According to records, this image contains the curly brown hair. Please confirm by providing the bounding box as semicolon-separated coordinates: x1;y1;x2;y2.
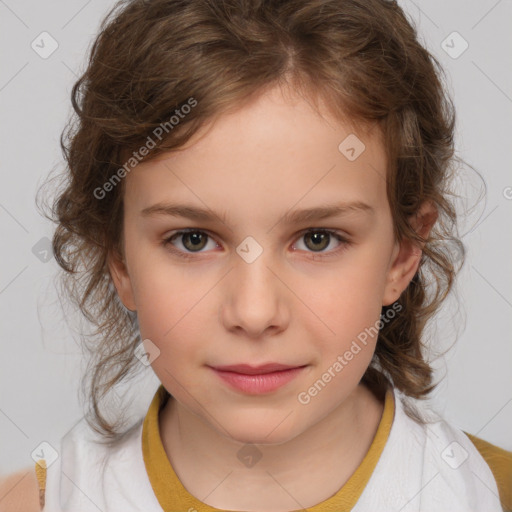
38;0;467;441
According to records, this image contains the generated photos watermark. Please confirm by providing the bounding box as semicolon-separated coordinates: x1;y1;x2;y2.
93;97;198;200
297;301;403;405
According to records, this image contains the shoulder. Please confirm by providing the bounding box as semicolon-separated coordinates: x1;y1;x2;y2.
0;467;41;512
463;431;512;512
388;390;505;509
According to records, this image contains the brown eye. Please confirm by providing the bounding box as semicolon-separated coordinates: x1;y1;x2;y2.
303;231;330;252
181;231;208;251
293;229;350;258
163;229;216;256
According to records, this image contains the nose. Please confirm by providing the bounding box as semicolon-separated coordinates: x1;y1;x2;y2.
219;250;289;339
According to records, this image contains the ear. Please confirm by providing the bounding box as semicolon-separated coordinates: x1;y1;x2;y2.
108;249;137;312
382;200;438;306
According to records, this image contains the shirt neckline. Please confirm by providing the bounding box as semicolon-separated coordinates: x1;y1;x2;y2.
142;384;395;511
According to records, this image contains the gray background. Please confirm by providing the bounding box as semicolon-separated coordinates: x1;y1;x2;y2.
0;0;511;475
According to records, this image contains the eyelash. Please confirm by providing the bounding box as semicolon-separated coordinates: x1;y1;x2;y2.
161;228;351;260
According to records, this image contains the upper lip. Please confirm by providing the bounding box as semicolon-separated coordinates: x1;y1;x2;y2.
211;363;305;375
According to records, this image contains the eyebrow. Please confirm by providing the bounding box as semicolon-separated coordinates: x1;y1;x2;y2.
140;201;374;224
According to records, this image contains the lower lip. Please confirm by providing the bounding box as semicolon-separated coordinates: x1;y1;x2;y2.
211;366;307;394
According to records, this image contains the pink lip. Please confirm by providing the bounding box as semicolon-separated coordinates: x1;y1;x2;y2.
213;363;302;374
209;364;308;394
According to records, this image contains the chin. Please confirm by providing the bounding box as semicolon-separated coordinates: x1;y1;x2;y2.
218;412;303;446
227;429;298;446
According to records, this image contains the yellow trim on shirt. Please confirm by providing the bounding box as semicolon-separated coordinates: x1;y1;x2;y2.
35;458;46;510
463;431;512;512
142;384;395;511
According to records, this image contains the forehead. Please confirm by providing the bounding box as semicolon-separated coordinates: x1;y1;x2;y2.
124;85;388;224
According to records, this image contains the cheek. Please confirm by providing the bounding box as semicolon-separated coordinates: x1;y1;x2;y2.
127;246;201;337
136;284;207;352
135;282;208;398
293;259;388;385
128;284;207;399
299;262;387;338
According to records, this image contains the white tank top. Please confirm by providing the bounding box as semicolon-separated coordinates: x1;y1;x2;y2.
41;386;504;511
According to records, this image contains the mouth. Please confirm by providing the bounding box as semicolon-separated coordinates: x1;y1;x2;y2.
208;363;309;394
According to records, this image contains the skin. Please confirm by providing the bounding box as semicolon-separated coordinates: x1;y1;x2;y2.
0;469;40;512
109;83;436;511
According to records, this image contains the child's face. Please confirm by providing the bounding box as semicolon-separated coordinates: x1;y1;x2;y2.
110;84;420;444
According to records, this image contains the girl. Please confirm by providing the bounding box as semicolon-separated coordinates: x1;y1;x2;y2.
2;0;511;510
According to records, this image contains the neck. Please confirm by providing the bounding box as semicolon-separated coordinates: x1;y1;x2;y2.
158;383;385;512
